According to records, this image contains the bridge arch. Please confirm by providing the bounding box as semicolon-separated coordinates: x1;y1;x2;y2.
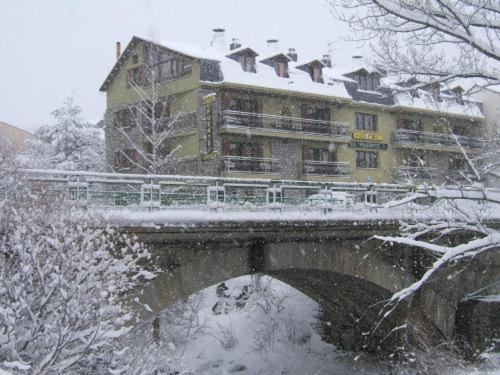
135;236;428;351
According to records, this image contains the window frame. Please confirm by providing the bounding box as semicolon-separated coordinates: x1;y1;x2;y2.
355;113;378;131
356;150;378;169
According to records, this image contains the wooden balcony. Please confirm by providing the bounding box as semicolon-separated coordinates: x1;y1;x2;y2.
221;110;350;138
220;156;280;174
302;161;352;177
392;129;484;149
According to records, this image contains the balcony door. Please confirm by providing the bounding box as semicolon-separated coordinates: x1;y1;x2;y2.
303;145;335;162
223;140;264;158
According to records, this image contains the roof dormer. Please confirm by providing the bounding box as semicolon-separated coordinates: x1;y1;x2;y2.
295;60;325;83
350;69;381;91
423;82;442;101
226;47;259;73
260;53;291;78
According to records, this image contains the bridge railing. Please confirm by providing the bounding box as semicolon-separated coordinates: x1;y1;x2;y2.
17;168;470;212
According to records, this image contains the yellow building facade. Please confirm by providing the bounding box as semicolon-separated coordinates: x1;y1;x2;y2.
101;36;485;184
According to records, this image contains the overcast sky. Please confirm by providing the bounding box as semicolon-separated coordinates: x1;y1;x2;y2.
1;0;368;132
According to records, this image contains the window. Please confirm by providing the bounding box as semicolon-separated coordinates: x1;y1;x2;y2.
240;54;255;72
229;98;258;113
113;149;138;169
305;147;335;162
354;72;380;91
225;141;264;158
275;61;288;78
311;66;323;83
450;158;468;171
113;107;136;128
356;151;378;168
144;45;192;83
356;113;377;131
127;66;143;86
132;54;138;64
405;150;425;167
398;117;423;131
301;104;330;121
143;99;170;133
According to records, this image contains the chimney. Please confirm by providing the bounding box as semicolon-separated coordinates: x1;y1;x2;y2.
287;48;298;62
266;39;279;53
116;41;121;61
322;54;332;68
211;28;226;52
230;38;242;51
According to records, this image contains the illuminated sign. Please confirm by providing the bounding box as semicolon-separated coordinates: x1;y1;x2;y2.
352;131;383;141
349;141;388;150
203;94;216;153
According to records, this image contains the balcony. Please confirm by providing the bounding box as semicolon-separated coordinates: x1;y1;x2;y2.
147;112;197;134
302;161;352;177
392;129;484;149
392;166;442;181
220;156;280;174
221;110;350;137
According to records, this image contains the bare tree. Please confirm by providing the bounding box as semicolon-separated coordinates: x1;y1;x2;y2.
329;0;500;86
112;39;185;174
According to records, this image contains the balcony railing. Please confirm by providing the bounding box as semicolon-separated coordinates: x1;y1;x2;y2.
392;166;442;181
302;161;352;176
221;110;350;137
220;156;280;174
142;112;197;134
392;129;484;148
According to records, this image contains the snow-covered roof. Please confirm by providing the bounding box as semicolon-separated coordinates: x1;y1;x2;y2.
159;39;224;60
99;36;485;118
393;90;484;118
216;57;351;99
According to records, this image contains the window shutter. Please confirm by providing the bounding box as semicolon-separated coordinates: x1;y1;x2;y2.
221;93;230;110
222;139;229;156
302;144;308;161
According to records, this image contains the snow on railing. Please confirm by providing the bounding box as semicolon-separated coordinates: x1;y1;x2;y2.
302;161;352;177
20;168;498;213
221;110;350;137
220;156;281;174
392;129;485;148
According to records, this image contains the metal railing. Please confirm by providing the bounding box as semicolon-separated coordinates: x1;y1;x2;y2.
221;110;351;137
392;166;442;181
392;129;484;148
302;161;352;176
220;156;281;174
19;169;420;211
143;112;197;134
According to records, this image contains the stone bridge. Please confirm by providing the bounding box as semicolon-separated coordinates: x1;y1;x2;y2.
124;219;499;353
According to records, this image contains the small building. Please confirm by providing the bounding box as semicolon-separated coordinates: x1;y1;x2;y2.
0;121;32;152
100;32;486;184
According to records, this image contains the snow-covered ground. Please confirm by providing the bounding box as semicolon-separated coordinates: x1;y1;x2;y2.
137;275;500;375
157;275;390;374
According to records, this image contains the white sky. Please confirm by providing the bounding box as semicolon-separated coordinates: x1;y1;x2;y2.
1;0;369;132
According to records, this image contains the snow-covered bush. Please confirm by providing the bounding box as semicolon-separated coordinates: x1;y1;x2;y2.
0;194;155;374
23;98;104;172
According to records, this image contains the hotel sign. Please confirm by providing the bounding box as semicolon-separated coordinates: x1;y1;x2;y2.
203;94;216;153
349;141;388;150
352;131;384;142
